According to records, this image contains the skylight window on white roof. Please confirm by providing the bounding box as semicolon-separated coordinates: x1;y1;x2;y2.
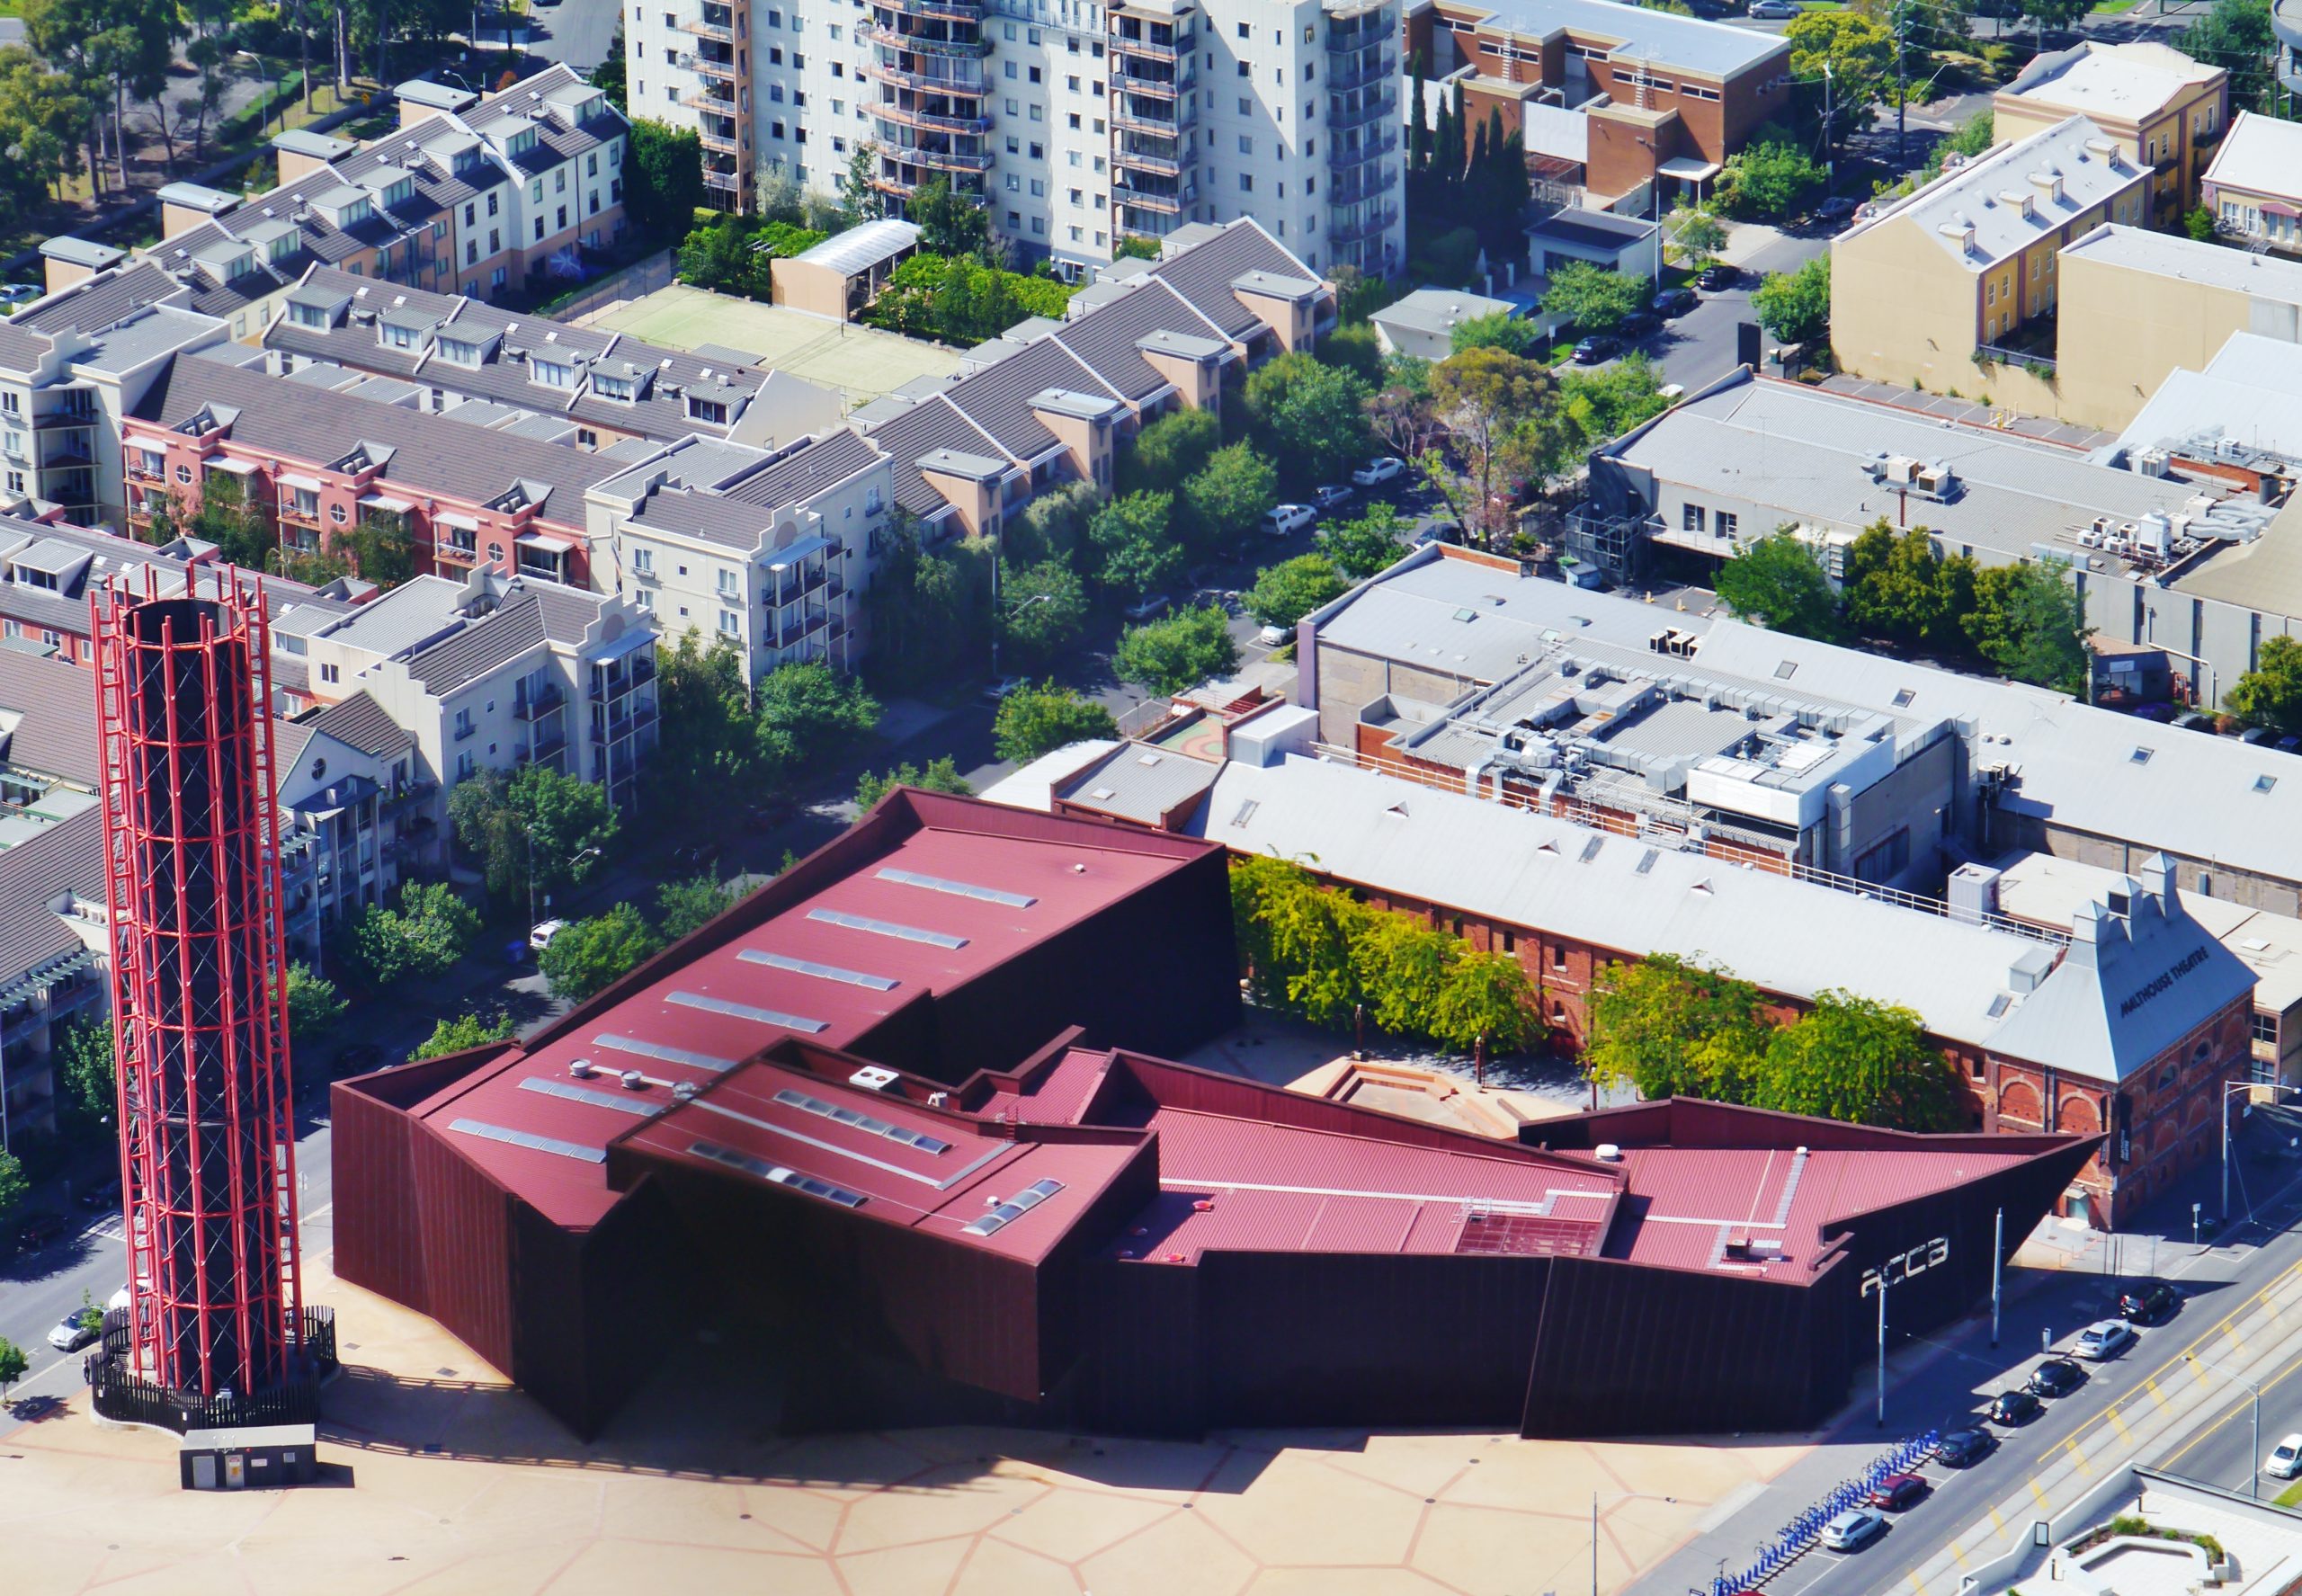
808;907;969;949
2258;774;2278;793
1774;661;1798;680
875;868;1036;909
1230;798;1259;827
1892;688;1916;708
2130;747;2152;764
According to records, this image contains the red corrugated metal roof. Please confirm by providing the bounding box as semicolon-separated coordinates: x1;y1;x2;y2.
409;819;1188;1226
978;1046;1111;1125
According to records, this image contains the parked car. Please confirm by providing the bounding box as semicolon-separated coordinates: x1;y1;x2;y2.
2128;702;2177;722
2029;1357;2085;1398
0;283;40;306
1571;334;1618;364
1987;1387;2044;1426
2074;1319;2137;1360
1261;504;1316;538
1313;484;1354;513
76;1178;122;1212
1748;0;1799;16
1257;623;1289;647
1411;526;1446;548
46;1307;98;1352
15;1211;67;1252
1352;456;1406;487
529;919;567;951
1697;262;1737;291
1867;1473;1926;1511
980;675;1027;704
2119;1282;2179;1324
1814;195;1860;225
1653;287;1697;317
1936;1427;1994;1467
1821;1507;1887;1552
2265;1433;2302;1480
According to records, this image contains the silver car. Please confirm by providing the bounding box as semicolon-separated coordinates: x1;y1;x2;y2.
2074;1319;2136;1360
1821;1507;1887;1551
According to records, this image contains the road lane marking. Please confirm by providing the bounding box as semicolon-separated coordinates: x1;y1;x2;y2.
2108;1409;2132;1445
2030;1479;2051;1513
2144;1378;2169;1415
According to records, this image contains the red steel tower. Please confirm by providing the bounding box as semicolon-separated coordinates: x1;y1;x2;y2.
93;568;304;1401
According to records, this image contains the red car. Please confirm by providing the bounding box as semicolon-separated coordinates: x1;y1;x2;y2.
1868;1474;1926;1511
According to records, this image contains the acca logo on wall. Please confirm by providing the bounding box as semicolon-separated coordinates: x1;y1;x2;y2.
1859;1237;1950;1297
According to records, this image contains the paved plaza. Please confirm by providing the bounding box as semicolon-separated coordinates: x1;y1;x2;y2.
581;283;967;408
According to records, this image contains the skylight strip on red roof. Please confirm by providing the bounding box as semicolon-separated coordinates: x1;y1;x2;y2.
876;866;1038;910
807;907;969;949
687;1097;1007;1190
738;948;899;991
590;1032;740;1072
448;1118;604;1163
666;989;829;1034
519;1076;666;1117
688;1139;867;1207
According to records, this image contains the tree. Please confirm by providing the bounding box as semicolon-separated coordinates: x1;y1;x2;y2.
1753;991;1960;1131
447;767;619;912
347;880;484;987
0;1149;25;1226
2226;635;2302;733
1718;133;1825;220
1752;254;1831;345
2181;0;2277;112
865;516;989;693
1114;604;1238;696
286;963;345;1046
756;662;881;783
1121;406;1220;495
1540;262;1649;334
1114;235;1162;261
1006;481;1096;567
1244;554;1346;631
657;871;758;941
1449;310;1540;357
1350;913;1461;1036
1966;557;2090;692
651;628;757;796
0;1335;27;1402
1429;949;1540;1057
411;1011;517;1064
1841;521;1960;648
1319;322;1386;385
1241;352;1374;491
1318;501;1411;580
1585;953;1771;1104
908;174;990;258
1785;11;1895;154
998;558;1088;663
2187;205;2218;243
1552;354;1674;461
1668;208;1729;267
341;511;416;589
1086;490;1182;599
1717;531;1848;643
839;138;884;224
854;756;972;809
626;119;706;244
1178;442;1280;556
994;682;1119;763
56;1017;114;1128
1426;346;1553;543
539;903;665;1003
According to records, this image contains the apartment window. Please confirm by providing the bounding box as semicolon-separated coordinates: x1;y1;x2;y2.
1009;210;1022;227
557;205;568;228
1007;135;1020;153
329;503;348;524
555;169;567;193
1717;512;1738;539
718;567;739;595
1682;504;1706;533
456;750;475;780
319;662;340;685
530;180;543;203
1238;60;1249;76
631;547;653;575
465;240;478;265
488;227;501;253
1236;20;1249;36
1239;135;1252;153
533;218;545;241
1006;173;1021;192
175;463;192;485
1238;174;1252;192
2253;1011;2279;1047
487;192;499;216
1030;103;1043;120
1069;187;1083;205
1030;178;1044;196
1005;59;1017;78
1029;66;1042;83
587;153;598;176
1238;96;1251;114
718;609;740;636
1030;141;1043;159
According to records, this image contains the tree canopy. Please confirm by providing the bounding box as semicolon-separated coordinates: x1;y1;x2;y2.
656;871;759;942
345;880;483;989
1114;604;1238;697
1752;254;1831;344
1242;352;1375;491
1967;558;2090;693
411;1011;517;1064
447;767;619;913
1539;262;1649;334
1178;442;1280;556
1716;531;1848;643
1086;490;1182;599
994;682;1120;763
854;756;972;809
2226;634;2302;733
1244;554;1347;631
1317;501;1412;580
539;903;665;1003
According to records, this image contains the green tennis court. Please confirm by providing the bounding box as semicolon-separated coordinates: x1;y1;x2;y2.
584;283;966;407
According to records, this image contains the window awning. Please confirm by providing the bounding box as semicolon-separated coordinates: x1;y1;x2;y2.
1658;156;1722;183
517;531;576;552
359;493;415;513
206;456;259;475
435;510;481;531
277;471;326;492
766;533;835;570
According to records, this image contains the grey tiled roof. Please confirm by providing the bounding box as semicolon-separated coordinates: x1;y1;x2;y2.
134;350;620;529
302;689;415;757
0;806;104;978
0;648;100;782
404;591;549;692
1121;218;1315;339
869;396;1013;515
722;428;884;513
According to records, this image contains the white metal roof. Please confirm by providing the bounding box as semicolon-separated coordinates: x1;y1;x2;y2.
790;218;923;278
1841;115;2143;270
2062;222;2302;308
2203;109;2302;201
2000;41;2221;125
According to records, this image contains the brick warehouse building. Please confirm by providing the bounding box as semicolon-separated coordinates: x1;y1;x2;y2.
335;789;2093;1438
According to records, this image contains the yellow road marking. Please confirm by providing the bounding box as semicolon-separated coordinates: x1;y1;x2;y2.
2030;1479;2051;1513
2144;1378;2169;1416
1909;1574;1927;1595
2108;1409;2133;1445
1989;1505;2005;1535
2226;1325;2249;1358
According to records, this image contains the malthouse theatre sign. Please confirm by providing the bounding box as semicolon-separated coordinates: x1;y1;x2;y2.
2120;947;2211;1020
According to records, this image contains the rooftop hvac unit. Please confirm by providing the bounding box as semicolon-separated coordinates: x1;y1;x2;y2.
1912;461;1958;500
2137;449;2172;477
850;1064;901;1092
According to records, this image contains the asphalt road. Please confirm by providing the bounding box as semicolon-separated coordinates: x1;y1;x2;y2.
1635;1124;2302;1596
515;0;622;74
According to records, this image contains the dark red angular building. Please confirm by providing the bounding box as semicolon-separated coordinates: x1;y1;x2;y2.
335;789;2095;1438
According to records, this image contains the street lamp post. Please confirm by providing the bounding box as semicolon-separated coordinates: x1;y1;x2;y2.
2221;1078;2302;1224
2186;1352;2262;1499
1590;1491;1676;1596
236;51;282;134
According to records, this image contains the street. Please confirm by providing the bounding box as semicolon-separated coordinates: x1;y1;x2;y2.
1632;1110;2302;1596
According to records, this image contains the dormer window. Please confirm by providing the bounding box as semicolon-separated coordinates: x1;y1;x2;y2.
531;357;575;388
288;301;330;329
593;372;636;402
384;177;415;208
381;321;420;350
438;336;483;367
687;396;727;424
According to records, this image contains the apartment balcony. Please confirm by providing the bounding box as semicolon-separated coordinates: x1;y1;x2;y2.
704;168;744;193
1111;101;1185;136
699;126;739;155
680;8;733;42
379;777;438;815
1328;16;1393;57
1329;128;1399;170
1327;164;1391;206
1113;179;1188;214
435;534;479;565
1330;204;1400;245
127;456;167;483
1327;49;1396;95
767;566;828;606
691;51;740;81
872;0;983;22
1112;64;1193;97
679;85;737;113
1117;210;1182;241
862;55;988;95
895;144;993;174
278;503;324;531
874;98;993;136
1109;25;1193;59
1113;139;1182;177
593;698;658;745
519;724;569;768
769;604;832;649
513;682;566;720
1329;88;1397;131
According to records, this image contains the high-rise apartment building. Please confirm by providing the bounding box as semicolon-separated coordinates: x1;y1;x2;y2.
626;0;1405;279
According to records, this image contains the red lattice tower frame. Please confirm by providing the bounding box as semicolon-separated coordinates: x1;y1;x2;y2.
94;566;303;1398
